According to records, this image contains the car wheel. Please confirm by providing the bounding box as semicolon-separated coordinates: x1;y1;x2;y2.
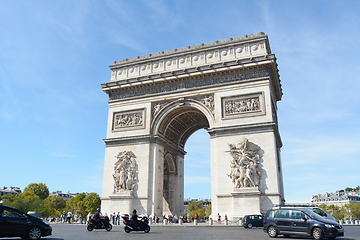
124;226;131;233
247;223;253;229
28;226;42;240
106;224;112;231
144;226;150;233
87;225;94;231
312;227;323;240
267;226;278;238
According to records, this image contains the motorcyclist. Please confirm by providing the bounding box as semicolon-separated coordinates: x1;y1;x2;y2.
92;208;102;227
131;209;140;229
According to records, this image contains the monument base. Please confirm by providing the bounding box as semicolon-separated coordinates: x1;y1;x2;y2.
101;192;134;215
232;187;261;217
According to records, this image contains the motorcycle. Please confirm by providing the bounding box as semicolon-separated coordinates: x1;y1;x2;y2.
87;216;112;231
121;214;150;233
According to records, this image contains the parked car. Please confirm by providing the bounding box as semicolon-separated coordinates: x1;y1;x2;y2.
242;214;264;228
0;205;52;240
263;207;344;240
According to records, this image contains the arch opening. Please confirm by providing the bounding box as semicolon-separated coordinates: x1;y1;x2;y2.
157;105;210;148
156;105;211;217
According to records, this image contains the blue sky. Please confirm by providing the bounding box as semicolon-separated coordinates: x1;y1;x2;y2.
1;0;359;204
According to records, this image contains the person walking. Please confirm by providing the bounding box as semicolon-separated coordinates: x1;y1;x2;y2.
67;211;72;224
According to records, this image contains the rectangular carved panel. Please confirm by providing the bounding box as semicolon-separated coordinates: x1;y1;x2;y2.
222;92;265;119
112;109;145;131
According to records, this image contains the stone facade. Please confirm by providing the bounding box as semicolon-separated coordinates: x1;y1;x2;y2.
101;32;284;219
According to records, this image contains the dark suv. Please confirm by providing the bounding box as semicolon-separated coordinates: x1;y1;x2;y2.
242;214;264;228
0;205;52;240
263;207;344;240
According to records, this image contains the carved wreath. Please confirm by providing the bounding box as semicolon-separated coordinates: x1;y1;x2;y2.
227;138;262;188
113;151;137;194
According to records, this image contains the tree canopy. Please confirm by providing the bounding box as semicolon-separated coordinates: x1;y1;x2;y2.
184;201;211;221
24;183;49;199
1;183;101;218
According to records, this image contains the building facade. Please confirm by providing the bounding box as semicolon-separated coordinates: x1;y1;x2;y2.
0;186;21;196
312;190;360;206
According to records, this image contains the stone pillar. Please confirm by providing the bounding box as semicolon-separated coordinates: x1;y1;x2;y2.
209;218;213;225
163;219;168;225
194;219;198;225
225;219;228;225
179;219;183;225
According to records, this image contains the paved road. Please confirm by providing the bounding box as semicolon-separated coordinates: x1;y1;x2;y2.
2;224;359;240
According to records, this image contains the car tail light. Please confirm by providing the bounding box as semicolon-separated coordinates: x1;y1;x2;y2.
244;219;247;223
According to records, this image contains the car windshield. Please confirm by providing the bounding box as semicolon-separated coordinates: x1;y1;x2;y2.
302;209;323;220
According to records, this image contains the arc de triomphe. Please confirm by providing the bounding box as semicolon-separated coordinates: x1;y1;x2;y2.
100;32;284;219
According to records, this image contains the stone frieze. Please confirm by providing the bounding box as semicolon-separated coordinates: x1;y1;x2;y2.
113;109;145;131
109;69;269;101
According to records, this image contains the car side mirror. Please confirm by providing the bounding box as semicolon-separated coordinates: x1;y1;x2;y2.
301;217;307;222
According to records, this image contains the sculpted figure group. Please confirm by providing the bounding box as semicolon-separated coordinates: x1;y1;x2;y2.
113;151;137;194
114;112;143;129
225;97;260;115
227;138;262;188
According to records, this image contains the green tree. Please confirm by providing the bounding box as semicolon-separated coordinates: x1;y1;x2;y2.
11;191;43;213
185;201;210;222
44;195;66;211
322;204;344;221
83;193;101;214
349;203;360;219
1;193;15;205
24;183;49;200
66;193;87;216
34;195;66;218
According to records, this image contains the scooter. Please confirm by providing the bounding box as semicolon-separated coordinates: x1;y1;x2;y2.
87;216;112;231
121;214;150;233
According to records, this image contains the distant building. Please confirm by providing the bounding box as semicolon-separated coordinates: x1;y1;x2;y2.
49;191;78;201
312;190;360;206
0;186;21;196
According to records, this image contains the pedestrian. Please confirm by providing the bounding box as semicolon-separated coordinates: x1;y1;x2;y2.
67;211;72;224
112;212;116;224
116;212;120;225
217;213;221;224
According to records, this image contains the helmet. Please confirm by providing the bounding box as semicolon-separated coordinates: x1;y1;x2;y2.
97;208;100;212
133;209;137;214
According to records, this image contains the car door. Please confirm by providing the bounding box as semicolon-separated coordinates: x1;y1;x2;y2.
274;210;292;232
1;207;28;237
257;215;264;227
290;210;309;234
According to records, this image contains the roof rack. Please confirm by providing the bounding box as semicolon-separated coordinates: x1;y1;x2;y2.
273;203;315;208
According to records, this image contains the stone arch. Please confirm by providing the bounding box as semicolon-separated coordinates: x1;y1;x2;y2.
151;98;214;148
101;33;285;219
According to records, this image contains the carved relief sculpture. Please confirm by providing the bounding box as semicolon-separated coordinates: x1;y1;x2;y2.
195;95;214;115
224;97;260;115
113;109;144;131
227;138;262;189
113;151;137;194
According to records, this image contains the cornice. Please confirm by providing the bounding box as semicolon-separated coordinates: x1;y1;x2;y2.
110;32;268;67
102;33;282;102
